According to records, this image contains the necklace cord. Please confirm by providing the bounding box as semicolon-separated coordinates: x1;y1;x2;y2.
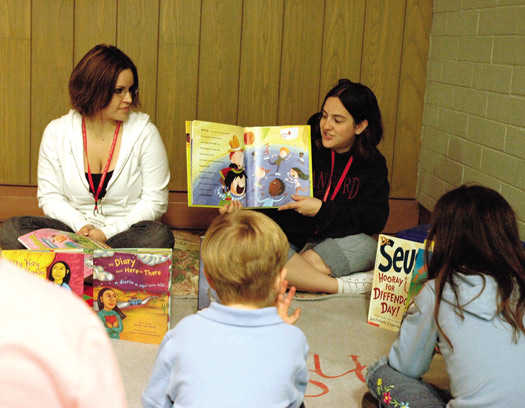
322;150;354;202
82;118;121;213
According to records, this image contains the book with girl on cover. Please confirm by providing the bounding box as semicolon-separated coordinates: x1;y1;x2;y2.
186;120;312;208
1;249;86;297
18;228;111;250
367;235;430;332
92;249;172;344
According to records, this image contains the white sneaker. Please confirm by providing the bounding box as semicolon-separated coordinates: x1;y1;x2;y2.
337;271;374;296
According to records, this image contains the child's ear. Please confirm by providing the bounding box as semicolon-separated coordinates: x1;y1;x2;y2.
279;267;288;284
273;268;288;292
203;270;216;290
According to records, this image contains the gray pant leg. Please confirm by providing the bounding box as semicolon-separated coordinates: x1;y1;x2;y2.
312;233;377;277
107;221;174;249
366;357;449;408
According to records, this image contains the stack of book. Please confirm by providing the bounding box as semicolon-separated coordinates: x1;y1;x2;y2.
2;228;172;344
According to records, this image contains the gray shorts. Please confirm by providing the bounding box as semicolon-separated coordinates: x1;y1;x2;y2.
288;234;377;278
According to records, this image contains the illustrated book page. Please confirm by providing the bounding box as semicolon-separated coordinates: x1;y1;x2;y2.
18;228;111;250
92;249;172;344
1;249;86;297
186;120;312;208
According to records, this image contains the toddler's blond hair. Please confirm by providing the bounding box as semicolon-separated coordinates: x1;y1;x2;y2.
202;210;288;305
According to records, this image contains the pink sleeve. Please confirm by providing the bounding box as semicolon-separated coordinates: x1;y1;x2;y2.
75;317;128;408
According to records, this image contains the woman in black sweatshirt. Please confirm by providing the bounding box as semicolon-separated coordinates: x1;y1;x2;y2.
262;79;389;295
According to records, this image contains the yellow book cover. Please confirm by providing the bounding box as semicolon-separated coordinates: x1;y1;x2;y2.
186;120;312;208
92;249;172;345
1;249;87;297
367;235;429;332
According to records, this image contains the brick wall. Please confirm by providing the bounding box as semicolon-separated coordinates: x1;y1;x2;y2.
418;0;525;239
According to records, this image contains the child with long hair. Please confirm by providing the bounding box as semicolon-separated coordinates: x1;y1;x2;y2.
286;167;309;195
363;184;525;407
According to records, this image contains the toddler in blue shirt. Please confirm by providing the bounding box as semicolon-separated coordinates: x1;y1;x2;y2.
142;210;309;408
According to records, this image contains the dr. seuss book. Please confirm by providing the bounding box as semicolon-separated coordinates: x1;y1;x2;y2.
367;235;430;332
186;120;312;208
92;249;172;344
18;228;111;250
1;249;86;297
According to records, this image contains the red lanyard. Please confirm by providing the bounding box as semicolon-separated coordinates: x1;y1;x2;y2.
82;118;121;214
322;150;354;202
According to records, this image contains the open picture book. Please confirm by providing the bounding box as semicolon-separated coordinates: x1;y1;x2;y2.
186;120;312;208
367;234;430;332
18;228;111;250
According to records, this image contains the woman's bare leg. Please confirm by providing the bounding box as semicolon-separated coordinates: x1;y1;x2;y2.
301;249;331;274
284;250;339;293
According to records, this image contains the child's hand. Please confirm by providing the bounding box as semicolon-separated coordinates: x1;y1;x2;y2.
219;200;242;214
275;279;301;325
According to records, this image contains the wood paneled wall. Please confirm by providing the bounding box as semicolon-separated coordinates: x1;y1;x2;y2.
0;0;433;198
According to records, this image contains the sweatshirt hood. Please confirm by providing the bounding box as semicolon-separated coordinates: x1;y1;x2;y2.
67;109;151;189
122;110;150;140
68;109;150;144
440;273;500;321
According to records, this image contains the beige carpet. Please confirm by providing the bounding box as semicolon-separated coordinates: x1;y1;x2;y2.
170;229;336;301
115;230;448;406
1;229;448;406
114;295;449;407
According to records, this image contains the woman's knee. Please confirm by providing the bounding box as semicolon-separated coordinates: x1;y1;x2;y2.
301;249;331;275
0;217;29;249
157;223;175;248
339;234;378;272
130;221;174;248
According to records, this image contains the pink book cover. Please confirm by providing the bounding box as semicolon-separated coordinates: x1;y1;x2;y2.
18;228;111;250
1;249;86;297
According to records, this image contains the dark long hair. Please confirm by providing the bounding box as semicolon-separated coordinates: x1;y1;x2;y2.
48;261;71;285
426;184;525;345
97;287;127;320
69;44;140;117
312;79;383;160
